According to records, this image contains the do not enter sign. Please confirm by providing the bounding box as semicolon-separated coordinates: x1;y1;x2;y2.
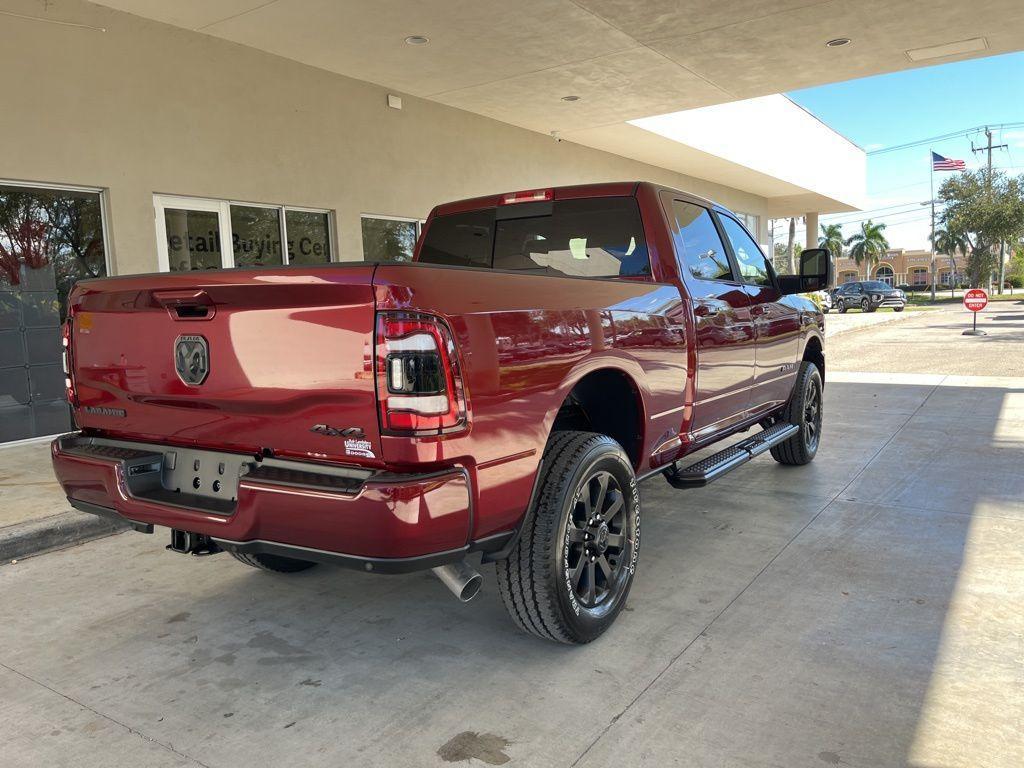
964;289;988;312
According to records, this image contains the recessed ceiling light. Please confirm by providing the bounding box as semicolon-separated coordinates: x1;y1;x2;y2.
561;95;580;102
404;35;429;45
825;38;851;47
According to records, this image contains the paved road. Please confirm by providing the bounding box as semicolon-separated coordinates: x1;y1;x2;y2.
2;311;1023;768
823;305;918;338
830;300;1024;375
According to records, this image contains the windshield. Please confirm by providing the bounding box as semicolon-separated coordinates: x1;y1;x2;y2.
864;281;894;291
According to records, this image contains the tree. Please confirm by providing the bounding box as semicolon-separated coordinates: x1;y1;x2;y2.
818;223;843;282
844;220;889;280
938;169;1024;288
1008;244;1024;289
818;223;844;261
931;226;968;296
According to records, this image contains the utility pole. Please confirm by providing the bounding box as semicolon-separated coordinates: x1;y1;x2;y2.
929;150;937;302
971;127;1009;292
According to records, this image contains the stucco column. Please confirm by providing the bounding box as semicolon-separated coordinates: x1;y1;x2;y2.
805;212;819;252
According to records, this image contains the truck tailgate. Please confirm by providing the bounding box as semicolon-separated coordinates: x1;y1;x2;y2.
69;266;382;466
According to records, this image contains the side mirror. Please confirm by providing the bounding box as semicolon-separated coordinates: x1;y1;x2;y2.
778;247;833;295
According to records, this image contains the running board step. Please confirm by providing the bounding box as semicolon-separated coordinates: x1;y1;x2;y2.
663;422;800;489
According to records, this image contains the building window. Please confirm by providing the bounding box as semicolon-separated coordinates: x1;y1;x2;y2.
841;271;858;283
910;267;929;285
155;195;332;271
875;265;894;285
735;212;760;237
1;181;108;442
286;209;333;264
361;215;421;262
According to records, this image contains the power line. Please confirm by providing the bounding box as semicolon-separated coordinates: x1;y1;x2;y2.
866;121;1024;156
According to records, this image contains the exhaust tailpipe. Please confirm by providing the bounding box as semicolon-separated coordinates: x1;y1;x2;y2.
432;560;483;602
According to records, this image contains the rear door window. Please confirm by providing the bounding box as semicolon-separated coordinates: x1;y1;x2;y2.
669;200;733;281
417;209;493;268
419;197;650;278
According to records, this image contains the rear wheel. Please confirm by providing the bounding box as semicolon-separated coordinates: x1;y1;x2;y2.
230;552;318;573
495;431;640;644
770;361;823;466
836;299;846;313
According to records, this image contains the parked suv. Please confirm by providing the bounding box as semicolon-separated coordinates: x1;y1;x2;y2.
832;281;906;313
51;182;829;643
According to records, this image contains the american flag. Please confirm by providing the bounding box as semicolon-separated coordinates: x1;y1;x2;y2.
932;151;966;171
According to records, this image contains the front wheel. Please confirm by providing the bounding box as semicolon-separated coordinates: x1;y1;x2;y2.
770;361;823;466
861;298;871;312
495;431;640;644
894;306;904;312
836;299;846;313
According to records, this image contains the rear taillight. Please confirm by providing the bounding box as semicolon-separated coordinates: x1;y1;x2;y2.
61;319;77;406
375;311;467;435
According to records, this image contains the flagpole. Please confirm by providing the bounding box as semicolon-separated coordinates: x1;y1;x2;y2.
930;149;936;302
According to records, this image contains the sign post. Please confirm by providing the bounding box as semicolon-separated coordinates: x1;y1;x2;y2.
962;288;988;336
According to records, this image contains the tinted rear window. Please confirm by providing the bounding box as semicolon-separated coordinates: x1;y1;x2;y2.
419;197;650;278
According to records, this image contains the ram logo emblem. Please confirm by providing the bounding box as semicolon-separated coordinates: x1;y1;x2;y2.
174;335;209;386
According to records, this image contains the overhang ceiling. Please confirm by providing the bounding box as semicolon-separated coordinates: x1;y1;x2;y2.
89;0;1024;210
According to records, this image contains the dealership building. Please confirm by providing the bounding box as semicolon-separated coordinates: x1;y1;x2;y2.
2;0;1017;445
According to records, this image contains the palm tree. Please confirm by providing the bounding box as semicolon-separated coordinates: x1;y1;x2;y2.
818;223;843;282
845;220;889;280
818;223;844;260
931;227;968;296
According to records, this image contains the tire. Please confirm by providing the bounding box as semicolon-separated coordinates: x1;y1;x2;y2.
230;551;318;573
495;431;640;644
894;306;904;312
770;361;823;466
860;298;871;312
836;299;846;314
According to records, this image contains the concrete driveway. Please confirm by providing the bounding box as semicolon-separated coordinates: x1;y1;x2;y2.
2;370;1021;768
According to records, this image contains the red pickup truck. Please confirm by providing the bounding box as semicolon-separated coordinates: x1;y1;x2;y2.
52;182;828;644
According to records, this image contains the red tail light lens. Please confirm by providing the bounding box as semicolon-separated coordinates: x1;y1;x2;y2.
499;188;553;205
61;319;77;406
375;311;467;435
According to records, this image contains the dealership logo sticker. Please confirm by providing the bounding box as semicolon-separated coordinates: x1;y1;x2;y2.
174;335;209;386
343;438;375;459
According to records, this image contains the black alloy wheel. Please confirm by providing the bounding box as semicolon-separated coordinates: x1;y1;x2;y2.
495;431;640;643
563;470;632;609
770;361;823;466
802;372;822;453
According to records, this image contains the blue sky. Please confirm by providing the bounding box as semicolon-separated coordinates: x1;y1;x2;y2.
786;51;1024;250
